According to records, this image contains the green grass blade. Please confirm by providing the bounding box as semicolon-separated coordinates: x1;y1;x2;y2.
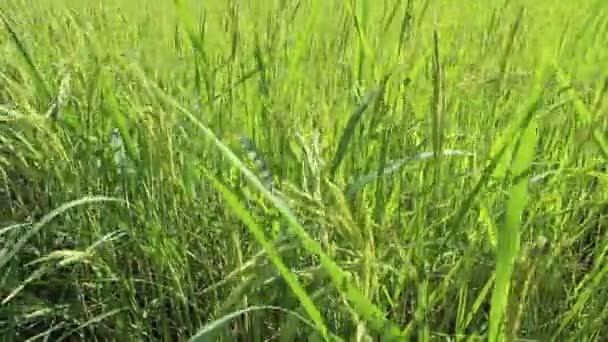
431;29;443;160
0;196;123;271
330;88;381;179
130;64;407;340
201;169;330;340
488;116;538;342
487;64;544;341
0;13;52;102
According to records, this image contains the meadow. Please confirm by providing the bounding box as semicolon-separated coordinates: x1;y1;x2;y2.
1;0;608;340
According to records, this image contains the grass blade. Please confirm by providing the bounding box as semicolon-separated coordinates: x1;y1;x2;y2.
488;62;545;342
202;169;330;340
330;88;381;179
0;196;123;271
129;64;408;340
0;13;51;101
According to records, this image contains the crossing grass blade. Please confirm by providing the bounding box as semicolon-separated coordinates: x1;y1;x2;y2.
553;63;592;125
130;63;407;340
592;128;608;160
0;196;123;272
443;143;510;246
489;6;525;119
345;149;474;199
201;169;331;340
5;2;608;340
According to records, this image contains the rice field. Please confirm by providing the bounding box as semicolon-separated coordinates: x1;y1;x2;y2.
1;0;608;340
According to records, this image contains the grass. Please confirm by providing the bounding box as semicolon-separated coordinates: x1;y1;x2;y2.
1;0;608;340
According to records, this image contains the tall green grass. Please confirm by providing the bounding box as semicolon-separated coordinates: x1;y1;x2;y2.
1;0;608;340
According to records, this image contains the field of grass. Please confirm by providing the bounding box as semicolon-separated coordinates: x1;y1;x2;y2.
1;0;608;340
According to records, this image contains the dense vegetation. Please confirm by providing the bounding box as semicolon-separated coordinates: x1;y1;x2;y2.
1;0;608;340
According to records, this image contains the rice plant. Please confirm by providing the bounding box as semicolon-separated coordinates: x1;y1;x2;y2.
1;0;608;341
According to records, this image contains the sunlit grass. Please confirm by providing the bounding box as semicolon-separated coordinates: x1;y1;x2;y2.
1;0;608;340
